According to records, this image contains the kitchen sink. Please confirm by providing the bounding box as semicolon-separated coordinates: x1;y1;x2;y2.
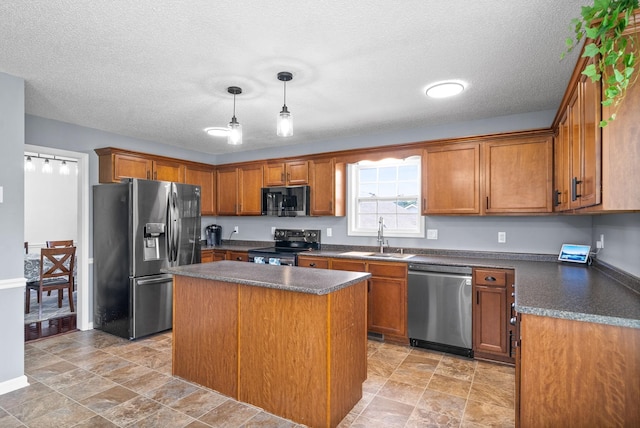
339;251;414;259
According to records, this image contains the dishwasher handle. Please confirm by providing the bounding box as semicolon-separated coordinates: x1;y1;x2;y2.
408;263;472;275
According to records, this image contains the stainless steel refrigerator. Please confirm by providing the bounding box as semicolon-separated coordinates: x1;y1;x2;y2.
93;178;201;339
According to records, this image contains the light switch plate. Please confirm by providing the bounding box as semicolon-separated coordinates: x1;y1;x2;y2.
0;186;3;203
498;232;506;243
326;228;332;237
427;229;438;240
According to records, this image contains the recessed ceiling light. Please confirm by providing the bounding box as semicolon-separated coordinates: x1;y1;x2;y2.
425;81;465;98
204;127;229;137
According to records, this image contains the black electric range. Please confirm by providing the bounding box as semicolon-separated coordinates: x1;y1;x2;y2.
248;229;321;266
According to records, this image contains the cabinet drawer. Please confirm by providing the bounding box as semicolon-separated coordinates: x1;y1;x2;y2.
368;262;407;278
298;257;329;269
331;259;366;272
474;269;507;287
228;251;248;262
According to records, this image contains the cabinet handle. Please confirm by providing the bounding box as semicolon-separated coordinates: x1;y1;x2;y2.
476;290;479;304
510;317;517;326
486;196;490;210
236;256;242;261
153;171;157;180
287;172;290;181
571;177;582;201
553;190;561;206
147;171;150;179
422;198;426;211
309;263;316;267
484;276;496;282
281;173;284;182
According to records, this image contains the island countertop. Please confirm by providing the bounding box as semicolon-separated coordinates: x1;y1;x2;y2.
163;260;371;295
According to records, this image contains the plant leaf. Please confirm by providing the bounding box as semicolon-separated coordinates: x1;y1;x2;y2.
583;43;600;58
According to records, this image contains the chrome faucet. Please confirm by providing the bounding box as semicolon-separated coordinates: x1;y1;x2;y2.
377;217;387;253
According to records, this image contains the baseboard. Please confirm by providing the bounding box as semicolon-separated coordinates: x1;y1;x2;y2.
0;277;25;290
0;375;29;396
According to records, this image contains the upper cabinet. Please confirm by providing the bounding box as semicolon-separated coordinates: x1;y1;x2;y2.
97;148;184;183
553;11;640;213
421;134;553;215
264;160;309;186
185;164;216;216
483;136;553;214
216;164;263;216
309;158;345;216
422;142;480;215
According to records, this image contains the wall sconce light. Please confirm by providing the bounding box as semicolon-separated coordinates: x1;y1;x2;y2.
227;86;243;145
59;160;70;175
277;71;293;137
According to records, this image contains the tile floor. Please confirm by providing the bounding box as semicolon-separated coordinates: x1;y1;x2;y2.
1;329;515;427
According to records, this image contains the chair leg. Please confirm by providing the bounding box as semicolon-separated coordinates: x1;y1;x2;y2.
58;289;63;308
68;285;75;313
25;289;30;313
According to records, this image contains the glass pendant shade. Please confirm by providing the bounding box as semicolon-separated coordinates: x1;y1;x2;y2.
228;116;243;145
276;71;293;137
277;106;293;137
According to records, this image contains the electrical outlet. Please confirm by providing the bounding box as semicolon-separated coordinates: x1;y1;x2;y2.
600;234;604;249
596;241;603;249
233;226;239;234
271;226;276;235
498;231;506;243
427;229;438;240
326;228;332;237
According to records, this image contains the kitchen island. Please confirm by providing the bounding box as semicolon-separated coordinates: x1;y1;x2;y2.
163;261;371;428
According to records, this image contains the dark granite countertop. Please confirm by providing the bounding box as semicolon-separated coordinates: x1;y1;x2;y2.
301;250;640;329
163;260;371;296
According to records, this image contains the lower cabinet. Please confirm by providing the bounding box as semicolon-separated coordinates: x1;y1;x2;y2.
228;251;248;262
201;249;213;263
472;268;515;363
200;249;242;263
300;257;408;344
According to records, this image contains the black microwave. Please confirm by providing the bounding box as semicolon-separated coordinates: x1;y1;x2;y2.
261;185;310;216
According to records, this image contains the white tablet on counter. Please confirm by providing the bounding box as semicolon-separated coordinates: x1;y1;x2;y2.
558;244;592;264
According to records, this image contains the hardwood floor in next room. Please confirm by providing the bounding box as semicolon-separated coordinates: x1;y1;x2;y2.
1;330;515;427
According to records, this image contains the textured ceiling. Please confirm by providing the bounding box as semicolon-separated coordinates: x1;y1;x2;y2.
1;1;586;155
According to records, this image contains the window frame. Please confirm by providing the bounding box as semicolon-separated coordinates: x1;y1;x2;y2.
347;156;424;238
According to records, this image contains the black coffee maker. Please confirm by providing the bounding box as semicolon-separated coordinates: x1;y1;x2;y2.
205;224;222;247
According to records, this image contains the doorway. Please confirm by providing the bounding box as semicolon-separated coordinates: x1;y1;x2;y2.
24;144;90;338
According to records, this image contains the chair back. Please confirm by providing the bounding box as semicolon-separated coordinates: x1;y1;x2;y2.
46;240;74;248
40;247;76;285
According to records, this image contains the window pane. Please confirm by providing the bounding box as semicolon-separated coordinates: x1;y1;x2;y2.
359;183;377;197
378;166;397;181
358;200;377;213
359;168;377;182
398;181;418;196
358;214;378;229
378;183;397;197
398;165;418;180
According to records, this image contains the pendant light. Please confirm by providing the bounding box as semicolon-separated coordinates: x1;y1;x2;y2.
59;160;70;175
42;158;53;174
277;71;293;137
24;156;35;172
227;86;243;145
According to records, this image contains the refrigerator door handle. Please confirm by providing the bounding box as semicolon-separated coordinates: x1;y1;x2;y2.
167;183;180;264
136;276;173;286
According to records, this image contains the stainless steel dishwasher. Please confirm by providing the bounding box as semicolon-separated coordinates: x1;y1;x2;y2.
407;264;473;358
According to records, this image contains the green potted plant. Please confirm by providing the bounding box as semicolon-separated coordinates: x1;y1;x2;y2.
564;1;639;126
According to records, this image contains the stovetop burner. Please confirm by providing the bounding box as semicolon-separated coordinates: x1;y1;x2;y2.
248;229;321;266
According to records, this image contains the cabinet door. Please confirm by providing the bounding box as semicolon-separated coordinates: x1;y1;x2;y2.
213;250;227;261
297;256;329;269
286;160;309;185
473;285;508;355
368;276;407;338
264;163;286;187
554;109;570;212
422;143;480;214
310;158;345;216
201;250;213;263
238;164;263;215
216;167;238;215
185;165;216;215
154;159;184;182
228;251;248;262
114;154;152;181
483;137;553;213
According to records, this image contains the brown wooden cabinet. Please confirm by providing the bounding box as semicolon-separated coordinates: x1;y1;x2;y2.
518;314;640;426
422;142;480;214
483;136;553;214
216;164;263;216
330;258;407;344
228;251;248;262
554;110;571;212
472;268;515;363
185;164;216;215
309;158;345;216
96;148;185;183
201;249;213;263
366;262;408;343
297;256;330;269
264;160;309;186
200;249;227;263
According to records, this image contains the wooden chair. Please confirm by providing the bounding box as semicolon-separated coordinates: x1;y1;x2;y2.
24;242;29;253
46;240;74;248
25;247;76;315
